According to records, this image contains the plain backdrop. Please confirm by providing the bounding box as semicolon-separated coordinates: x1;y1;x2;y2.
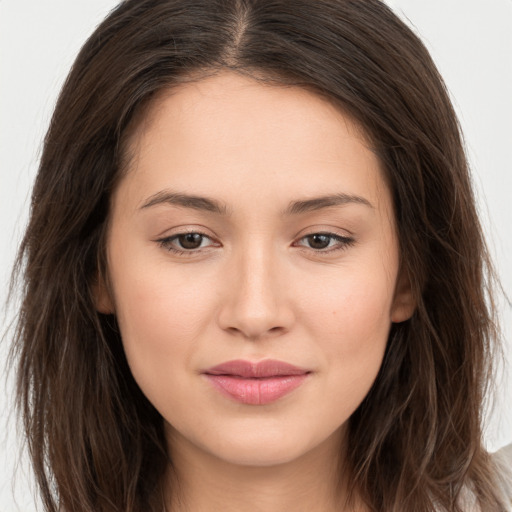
1;1;511;510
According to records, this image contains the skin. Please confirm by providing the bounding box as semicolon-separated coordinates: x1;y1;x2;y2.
97;71;415;512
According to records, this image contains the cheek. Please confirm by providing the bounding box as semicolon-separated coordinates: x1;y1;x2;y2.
298;264;395;394
108;256;220;393
112;232;222;320
302;265;395;343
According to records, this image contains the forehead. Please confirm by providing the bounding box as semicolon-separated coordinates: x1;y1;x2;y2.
116;71;390;215
124;71;373;163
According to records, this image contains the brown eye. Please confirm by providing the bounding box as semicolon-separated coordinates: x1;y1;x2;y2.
295;232;355;253
157;232;217;254
305;234;331;249
177;233;204;249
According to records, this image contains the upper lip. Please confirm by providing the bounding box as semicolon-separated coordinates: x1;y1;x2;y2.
204;359;310;378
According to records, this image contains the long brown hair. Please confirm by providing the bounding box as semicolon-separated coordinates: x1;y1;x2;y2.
10;0;506;510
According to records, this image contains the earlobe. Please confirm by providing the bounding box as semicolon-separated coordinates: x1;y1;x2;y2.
391;270;416;323
92;275;115;314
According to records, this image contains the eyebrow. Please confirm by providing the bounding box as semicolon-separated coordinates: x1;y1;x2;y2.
140;191;230;215
140;190;373;215
283;193;374;215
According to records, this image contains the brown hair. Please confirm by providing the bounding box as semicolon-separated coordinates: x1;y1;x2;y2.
10;0;505;510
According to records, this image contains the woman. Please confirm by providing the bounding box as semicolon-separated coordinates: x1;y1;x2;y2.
9;0;512;510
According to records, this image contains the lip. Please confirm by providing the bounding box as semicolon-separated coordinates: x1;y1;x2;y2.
203;359;311;405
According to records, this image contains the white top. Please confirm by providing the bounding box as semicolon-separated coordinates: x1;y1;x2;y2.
453;444;512;511
494;443;512;510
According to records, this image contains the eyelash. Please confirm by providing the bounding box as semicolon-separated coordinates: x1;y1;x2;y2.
156;230;217;256
156;230;355;257
294;232;355;253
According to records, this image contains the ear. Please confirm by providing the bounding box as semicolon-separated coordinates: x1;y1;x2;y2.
390;268;416;323
92;274;115;314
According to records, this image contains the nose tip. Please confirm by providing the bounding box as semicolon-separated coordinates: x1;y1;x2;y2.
217;253;294;340
219;286;292;340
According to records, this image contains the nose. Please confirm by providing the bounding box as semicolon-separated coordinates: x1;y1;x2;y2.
217;244;295;340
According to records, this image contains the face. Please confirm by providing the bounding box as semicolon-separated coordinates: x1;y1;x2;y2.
98;71;414;469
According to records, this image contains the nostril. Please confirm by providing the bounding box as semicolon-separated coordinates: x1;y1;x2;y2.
222;324;288;340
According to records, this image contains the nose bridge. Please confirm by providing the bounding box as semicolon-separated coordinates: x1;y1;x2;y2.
218;236;293;339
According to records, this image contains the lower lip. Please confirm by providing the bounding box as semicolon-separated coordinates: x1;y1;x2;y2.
204;374;309;405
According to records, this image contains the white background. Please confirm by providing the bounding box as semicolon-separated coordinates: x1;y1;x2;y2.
1;1;511;510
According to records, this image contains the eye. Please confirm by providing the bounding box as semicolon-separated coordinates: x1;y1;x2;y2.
156;231;218;254
295;232;355;252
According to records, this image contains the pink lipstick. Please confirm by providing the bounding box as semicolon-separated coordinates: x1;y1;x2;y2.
203;359;310;405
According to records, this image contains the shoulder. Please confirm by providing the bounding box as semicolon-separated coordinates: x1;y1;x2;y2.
493;443;512;509
456;445;512;511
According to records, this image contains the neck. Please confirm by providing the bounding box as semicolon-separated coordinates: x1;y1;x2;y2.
164;426;363;512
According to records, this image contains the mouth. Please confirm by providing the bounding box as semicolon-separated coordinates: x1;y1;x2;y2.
203;359;311;405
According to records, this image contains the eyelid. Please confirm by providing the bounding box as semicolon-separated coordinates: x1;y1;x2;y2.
153;226;356;257
154;227;221;256
153;223;216;239
292;223;355;239
292;229;356;254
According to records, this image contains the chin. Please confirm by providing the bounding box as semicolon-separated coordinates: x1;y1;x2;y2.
203;425;338;468
214;444;307;467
